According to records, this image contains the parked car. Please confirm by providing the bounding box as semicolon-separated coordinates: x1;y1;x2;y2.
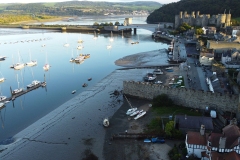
151;137;165;143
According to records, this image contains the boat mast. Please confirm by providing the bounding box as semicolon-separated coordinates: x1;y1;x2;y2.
124;94;133;109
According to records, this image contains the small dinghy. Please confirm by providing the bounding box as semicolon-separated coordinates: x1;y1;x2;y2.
103;118;110;127
88;78;92;81
82;83;88;87
72;90;76;94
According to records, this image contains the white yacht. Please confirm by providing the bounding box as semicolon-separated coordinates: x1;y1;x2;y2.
27;80;40;88
107;44;112;49
0;96;7;102
26;51;37;66
77;45;84;50
13;52;25;70
43;64;50;71
74;55;85;63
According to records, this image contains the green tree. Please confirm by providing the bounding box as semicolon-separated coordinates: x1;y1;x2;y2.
165;121;174;137
93;22;99;26
195;28;203;35
109;22;113;26
104;22;109;26
114;21;120;25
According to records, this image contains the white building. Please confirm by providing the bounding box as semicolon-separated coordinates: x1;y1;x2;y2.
186;119;240;159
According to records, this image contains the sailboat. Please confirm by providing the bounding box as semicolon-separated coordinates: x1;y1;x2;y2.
64;36;69;47
27;68;40;88
0;72;5;83
13;51;25;70
78;34;84;43
93;31;98;40
122;30;124;38
26;50;37;66
0;86;7;102
124;95;137;115
69;49;75;62
77;44;84;50
109;31;114;42
43;52;50;71
12;74;23;95
131;34;140;45
107;44;112;49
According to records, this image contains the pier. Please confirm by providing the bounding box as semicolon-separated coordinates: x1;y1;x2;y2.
111;132;164;140
3;82;46;102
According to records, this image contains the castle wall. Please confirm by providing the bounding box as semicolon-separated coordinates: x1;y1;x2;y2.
123;81;238;112
175;11;231;28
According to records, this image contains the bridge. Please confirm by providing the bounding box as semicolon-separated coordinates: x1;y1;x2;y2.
117;24;159;32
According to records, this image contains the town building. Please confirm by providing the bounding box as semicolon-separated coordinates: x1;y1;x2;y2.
175;115;213;134
186;119;240;159
175;11;231;29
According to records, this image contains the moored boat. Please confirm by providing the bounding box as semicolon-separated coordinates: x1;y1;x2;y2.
126;107;138;115
27;80;40;88
103;117;110;127
134;111;146;120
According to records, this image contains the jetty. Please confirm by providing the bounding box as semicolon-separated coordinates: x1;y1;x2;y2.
4;82;47;102
111;132;164;140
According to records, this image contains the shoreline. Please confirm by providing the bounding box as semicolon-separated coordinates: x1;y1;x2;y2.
0;49;170;159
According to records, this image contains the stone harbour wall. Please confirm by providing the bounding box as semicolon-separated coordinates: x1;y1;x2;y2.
123;81;239;112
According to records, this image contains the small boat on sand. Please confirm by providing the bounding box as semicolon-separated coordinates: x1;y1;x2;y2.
82;83;88;87
103;117;110;127
72;90;76;94
134;111;146;120
126;108;137;115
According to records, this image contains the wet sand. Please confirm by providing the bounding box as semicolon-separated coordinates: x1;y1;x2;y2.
0;50;179;160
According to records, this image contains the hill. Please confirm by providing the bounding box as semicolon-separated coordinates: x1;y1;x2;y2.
147;0;240;24
1;1;161;16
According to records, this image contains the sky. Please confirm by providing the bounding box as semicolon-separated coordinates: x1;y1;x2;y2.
0;0;180;4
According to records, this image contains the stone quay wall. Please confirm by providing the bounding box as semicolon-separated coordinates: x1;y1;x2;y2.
123;81;239;112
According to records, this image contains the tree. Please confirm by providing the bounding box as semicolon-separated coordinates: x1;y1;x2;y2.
115;21;120;25
93;22;99;26
109;22;113;26
195;28;203;35
165;121;174;137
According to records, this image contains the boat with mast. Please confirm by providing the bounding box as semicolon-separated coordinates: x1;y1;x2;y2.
0;86;7;102
27;68;40;88
103;117;109;127
124;95;137;115
43;52;50;71
64;36;69;47
26;49;37;66
93;31;97;40
109;31;114;42
12;74;23;95
78;34;84;43
13;51;25;70
0;72;5;83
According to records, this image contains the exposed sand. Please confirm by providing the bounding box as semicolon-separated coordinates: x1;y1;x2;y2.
0;50;181;160
115;49;169;67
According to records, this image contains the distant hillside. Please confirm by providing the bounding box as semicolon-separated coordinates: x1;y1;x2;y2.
2;1;161;16
147;0;240;23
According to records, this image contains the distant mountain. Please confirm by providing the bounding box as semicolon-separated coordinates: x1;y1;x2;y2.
2;1;161;16
147;0;240;23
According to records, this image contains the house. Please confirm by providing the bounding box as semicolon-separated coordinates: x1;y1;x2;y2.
202;26;216;35
199;49;214;66
186;119;240;159
175;115;213;134
221;49;232;64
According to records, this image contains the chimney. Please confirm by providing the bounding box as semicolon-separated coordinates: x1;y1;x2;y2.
219;137;226;149
200;125;205;136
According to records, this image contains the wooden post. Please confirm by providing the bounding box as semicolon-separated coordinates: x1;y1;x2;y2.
134;28;137;34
